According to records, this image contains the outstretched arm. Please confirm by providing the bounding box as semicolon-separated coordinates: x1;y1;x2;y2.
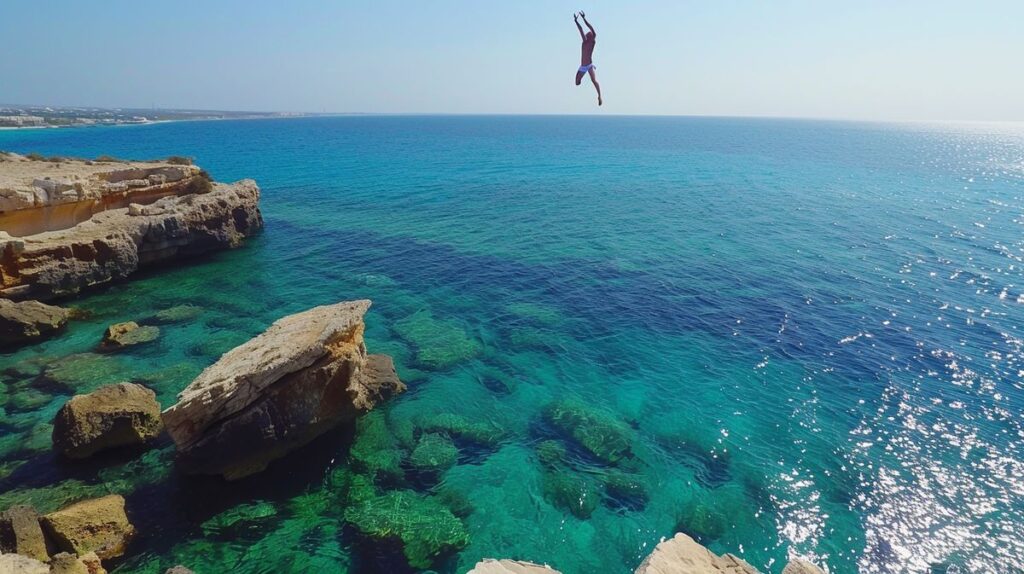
574;13;585;40
581;12;596;36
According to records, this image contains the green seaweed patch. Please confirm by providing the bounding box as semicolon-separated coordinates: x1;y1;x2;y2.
506;302;564;326
151;304;204;324
599;469;649;511
201;501;277;535
506;327;553;350
541;468;599;519
349;412;406;482
394;310;482;370
42;353;128;393
410;433;458;473
535;439;568;468
544;400;634;465
474;364;518;395
417;413;504;447
0;478;116;514
343;489;469;569
6;387;52;413
96;447;174;493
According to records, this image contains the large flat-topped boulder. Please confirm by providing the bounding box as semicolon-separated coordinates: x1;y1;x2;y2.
0;178;262;301
0;298;69;347
0;154;204;236
162;300;406;479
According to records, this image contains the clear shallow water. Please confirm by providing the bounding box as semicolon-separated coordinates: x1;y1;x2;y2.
1;116;1023;573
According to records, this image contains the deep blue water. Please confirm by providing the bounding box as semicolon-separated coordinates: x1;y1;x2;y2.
1;116;1023;573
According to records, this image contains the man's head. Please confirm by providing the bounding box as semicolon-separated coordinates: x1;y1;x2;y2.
586;31;595;40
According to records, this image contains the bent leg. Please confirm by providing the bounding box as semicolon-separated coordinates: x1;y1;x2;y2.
588;68;603;106
575;70;585;86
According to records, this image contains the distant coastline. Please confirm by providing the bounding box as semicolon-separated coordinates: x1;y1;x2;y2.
0;104;315;130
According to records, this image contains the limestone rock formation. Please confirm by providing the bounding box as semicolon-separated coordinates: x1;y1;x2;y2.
781;559;826;574
99;322;159;349
633;533;758;574
0;505;49;562
468;559;562;574
40;495;134;560
0;156;203;236
0;161;262;302
0;298;69;347
162;300;405;479
0;553;49;574
52;383;163;459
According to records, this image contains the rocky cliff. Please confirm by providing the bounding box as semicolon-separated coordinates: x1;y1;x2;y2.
162;300;405;479
0;156;262;302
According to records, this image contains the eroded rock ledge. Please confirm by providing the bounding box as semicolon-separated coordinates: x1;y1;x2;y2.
0;156;262;302
162;300;406;480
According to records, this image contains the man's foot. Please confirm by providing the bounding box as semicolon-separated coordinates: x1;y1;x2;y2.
598;96;603;106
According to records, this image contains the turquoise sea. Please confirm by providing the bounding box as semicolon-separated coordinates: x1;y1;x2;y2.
1;116;1023;573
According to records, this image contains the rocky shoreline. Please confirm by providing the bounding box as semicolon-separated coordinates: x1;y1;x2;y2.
0;155;829;573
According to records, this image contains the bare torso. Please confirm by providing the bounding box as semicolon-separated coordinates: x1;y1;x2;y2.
580;37;595;65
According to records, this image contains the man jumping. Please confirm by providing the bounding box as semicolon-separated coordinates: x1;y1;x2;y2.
574;11;602;106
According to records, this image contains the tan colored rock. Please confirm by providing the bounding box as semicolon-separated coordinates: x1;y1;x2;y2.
162;300;406;479
782;559;825;574
634;533;759;574
0;553;49;574
0;505;49;562
468;559;562;573
48;552;107;574
99;322;159;349
52;383;163;459
40;495;135;560
0;177;262;302
163;567;194;574
0;298;69;347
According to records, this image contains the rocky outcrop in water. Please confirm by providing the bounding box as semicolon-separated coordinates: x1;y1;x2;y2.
634;533;758;573
161;300;405;480
478;532;827;574
52;383;163;459
40;495;134;560
99;322;159;349
0;157;262;302
468;559;561;573
0;298;69;347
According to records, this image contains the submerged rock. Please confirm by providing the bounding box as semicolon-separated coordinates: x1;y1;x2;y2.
410;432;458;473
42;353;128;393
162;300;405;479
40;494;135;560
52;383;163;459
151;304;202;324
468;559;562;574
633;532;758;574
344;489;469;569
394;309;482;369
0;504;49;562
782;559;826;574
99;322;159;349
544;400;633;464
0;298;69;347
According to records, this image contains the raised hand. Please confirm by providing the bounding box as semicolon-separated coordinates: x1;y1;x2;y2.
579;10;586;18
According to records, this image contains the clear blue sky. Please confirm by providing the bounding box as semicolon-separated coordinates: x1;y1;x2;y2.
2;0;1022;121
